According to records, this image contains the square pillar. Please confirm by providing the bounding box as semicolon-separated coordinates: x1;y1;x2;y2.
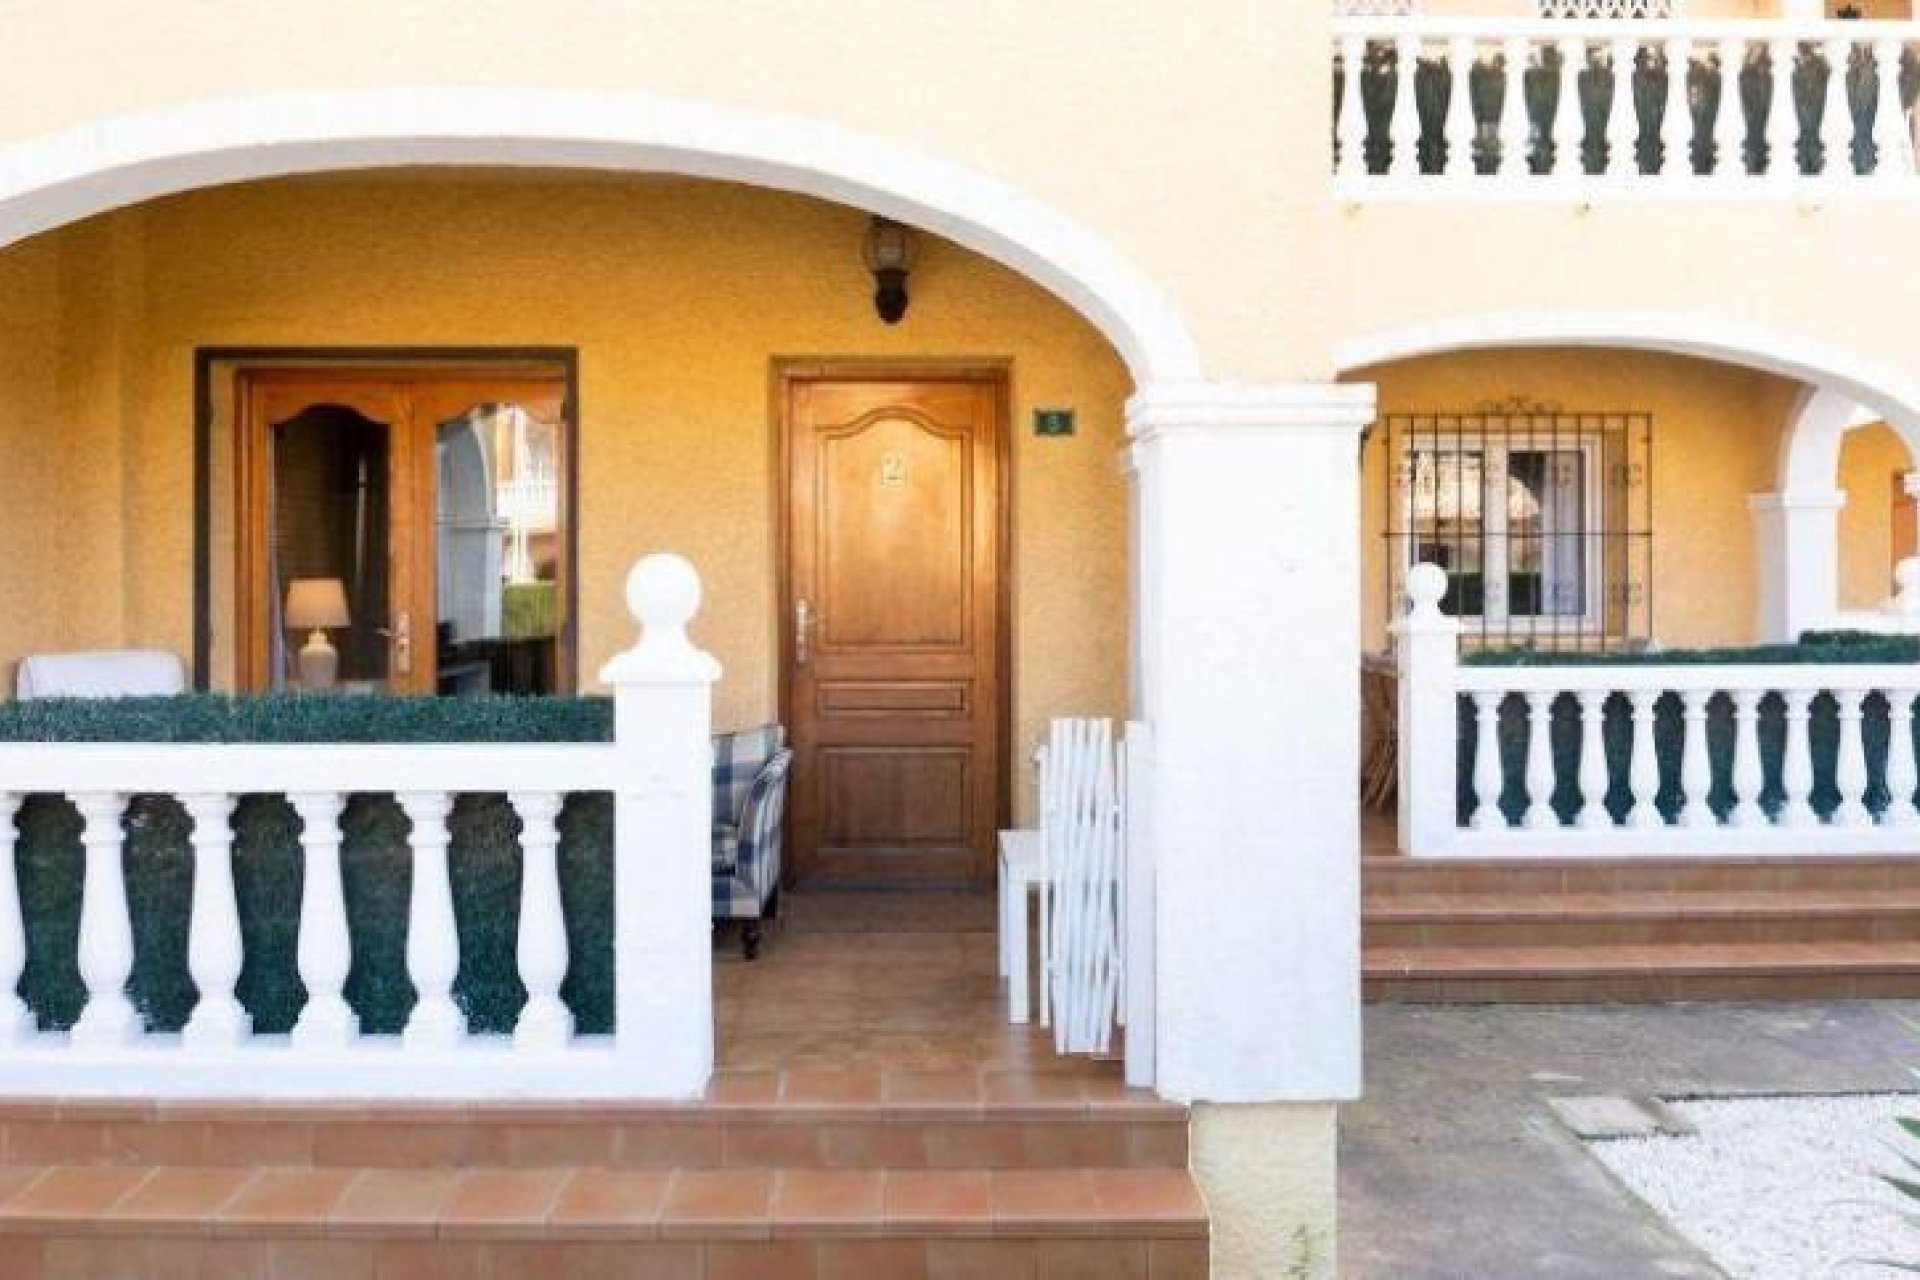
1127;381;1375;1104
1750;488;1846;642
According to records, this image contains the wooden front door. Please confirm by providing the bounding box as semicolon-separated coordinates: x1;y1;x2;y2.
781;367;1008;885
236;367;571;694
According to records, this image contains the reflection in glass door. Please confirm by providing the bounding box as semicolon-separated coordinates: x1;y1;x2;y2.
434;403;563;695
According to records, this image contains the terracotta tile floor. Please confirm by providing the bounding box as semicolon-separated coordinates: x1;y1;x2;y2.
715;890;1118;1077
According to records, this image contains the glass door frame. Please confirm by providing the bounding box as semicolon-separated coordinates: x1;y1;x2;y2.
228;358;577;695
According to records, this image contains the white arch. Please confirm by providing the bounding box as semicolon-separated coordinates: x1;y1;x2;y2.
1336;310;1920;437
1338;310;1920;642
0;87;1199;386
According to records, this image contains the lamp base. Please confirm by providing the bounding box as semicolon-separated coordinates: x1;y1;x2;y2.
297;631;339;691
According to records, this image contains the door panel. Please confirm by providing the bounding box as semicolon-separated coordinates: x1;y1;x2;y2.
784;370;1005;885
237;368;569;695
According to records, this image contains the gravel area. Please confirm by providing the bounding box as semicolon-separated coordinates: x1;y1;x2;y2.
1590;1093;1920;1280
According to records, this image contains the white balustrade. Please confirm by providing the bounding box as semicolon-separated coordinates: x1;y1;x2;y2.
182;794;245;1049
0;552;718;1098
1331;14;1919;193
1395;564;1920;856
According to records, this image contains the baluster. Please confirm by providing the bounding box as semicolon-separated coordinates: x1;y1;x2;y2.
1679;690;1715;829
1728;689;1767;828
1715;37;1748;179
1874;39;1910;179
1576;691;1610;830
1391;35;1424;177
290;792;356;1047
0;794;26;1043
1766;37;1799;179
1471;692;1505;830
182;794;246;1048
1445;36;1477;177
1606;37;1639;176
1887;688;1920;826
1833;688;1872;827
1524;692;1558;830
1498;37;1533;176
400;792;462;1049
1337;35;1369;178
1661;37;1694;180
1780;689;1818;828
511;792;572;1050
1821;36;1853;176
1553;37;1585;176
71;793;134;1047
1626;690;1662;829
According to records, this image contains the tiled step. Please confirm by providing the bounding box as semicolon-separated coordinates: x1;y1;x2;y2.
0;1070;1187;1172
1364;888;1920;947
1362;854;1920;896
0;1164;1209;1280
1364;940;1920;1002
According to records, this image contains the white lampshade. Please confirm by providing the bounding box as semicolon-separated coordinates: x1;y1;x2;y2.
285;577;351;631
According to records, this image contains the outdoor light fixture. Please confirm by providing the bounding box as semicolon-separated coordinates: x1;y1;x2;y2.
864;216;916;324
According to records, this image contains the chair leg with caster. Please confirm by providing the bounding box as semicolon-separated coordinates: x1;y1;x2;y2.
742;920;763;961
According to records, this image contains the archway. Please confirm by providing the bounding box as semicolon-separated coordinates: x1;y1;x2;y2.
0;86;1198;388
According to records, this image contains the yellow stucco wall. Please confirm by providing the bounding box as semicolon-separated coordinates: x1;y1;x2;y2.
1838;421;1913;611
12;174;1131;822
1356;348;1810;653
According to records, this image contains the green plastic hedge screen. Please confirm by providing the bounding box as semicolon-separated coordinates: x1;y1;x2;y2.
0;695;618;1036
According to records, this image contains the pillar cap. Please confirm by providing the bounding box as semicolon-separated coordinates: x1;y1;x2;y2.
1126;381;1376;441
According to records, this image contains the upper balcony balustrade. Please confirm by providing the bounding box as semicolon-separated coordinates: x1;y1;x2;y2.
1332;8;1920;196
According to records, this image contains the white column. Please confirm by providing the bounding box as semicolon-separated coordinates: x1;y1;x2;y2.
399;791;462;1050
1728;689;1767;828
1715;38;1748;180
1498;37;1532;176
1523;692;1557;830
182;793;247;1049
511;790;572;1050
1834;689;1872;828
1391;36;1423;178
1337;35;1368;179
1661;37;1694;181
599;553;723;1097
71;793;135;1047
1750;489;1847;642
1392;564;1460;855
1606;38;1639;177
1445;37;1477;177
1576;690;1610;829
1554;38;1585;177
1821;37;1854;178
1887;687;1920;826
1780;689;1819;828
1626;690;1662;829
1129;381;1373;1103
1874;39;1909;180
1679;690;1715;828
290;792;356;1048
0;794;27;1043
1766;38;1799;180
1470;692;1505;831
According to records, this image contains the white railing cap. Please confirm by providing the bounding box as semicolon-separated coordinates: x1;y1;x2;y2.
599;553;723;686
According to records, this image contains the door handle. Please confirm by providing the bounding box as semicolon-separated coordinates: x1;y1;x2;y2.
795;598;815;667
378;612;413;677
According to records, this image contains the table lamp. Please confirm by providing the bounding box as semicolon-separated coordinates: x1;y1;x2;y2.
285;577;351;690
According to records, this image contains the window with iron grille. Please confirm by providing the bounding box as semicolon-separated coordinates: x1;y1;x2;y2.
1383;403;1653;652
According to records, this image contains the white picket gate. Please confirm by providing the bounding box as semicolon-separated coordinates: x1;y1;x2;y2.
1039;718;1125;1058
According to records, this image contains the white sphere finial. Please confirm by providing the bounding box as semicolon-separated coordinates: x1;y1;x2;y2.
1406;562;1449;613
627;552;702;630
